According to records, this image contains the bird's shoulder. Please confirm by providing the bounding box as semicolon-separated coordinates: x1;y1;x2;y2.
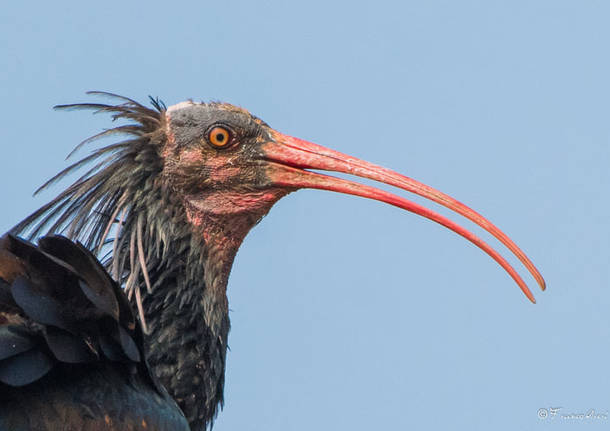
0;234;189;430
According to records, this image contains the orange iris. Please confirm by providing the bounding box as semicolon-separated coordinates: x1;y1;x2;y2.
208;126;231;147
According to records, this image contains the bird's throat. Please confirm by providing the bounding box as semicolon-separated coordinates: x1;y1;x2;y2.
185;198;266;332
136;198;270;430
138;198;278;430
183;190;289;332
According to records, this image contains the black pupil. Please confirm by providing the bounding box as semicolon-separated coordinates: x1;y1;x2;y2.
215;132;225;142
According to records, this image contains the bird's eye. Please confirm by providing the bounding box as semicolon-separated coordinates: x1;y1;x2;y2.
207;126;232;148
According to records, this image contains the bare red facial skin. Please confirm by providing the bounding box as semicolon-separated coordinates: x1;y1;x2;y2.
261;132;545;303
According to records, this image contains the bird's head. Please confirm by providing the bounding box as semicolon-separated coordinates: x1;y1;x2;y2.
15;93;544;313
160;99;544;302
160;101;292;236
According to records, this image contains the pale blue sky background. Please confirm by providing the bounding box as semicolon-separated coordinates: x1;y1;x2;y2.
1;1;609;430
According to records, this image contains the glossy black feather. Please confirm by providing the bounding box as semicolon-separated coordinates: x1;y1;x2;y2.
11;276;74;331
0;234;189;430
0;348;54;386
44;326;98;363
0;326;34;360
39;235;120;320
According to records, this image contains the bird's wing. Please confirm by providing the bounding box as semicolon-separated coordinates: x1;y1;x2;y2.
0;234;189;431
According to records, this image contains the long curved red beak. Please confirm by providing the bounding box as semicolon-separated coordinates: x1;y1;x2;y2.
262;131;545;303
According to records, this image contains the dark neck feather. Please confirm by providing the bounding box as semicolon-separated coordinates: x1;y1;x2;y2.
120;183;233;431
139;232;230;431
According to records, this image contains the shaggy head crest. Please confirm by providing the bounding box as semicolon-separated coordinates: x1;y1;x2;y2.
13;92;172;331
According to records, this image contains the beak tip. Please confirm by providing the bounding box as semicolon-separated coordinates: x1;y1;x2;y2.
522;287;537;304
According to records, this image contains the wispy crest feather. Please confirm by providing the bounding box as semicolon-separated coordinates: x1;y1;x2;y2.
12;91;169;331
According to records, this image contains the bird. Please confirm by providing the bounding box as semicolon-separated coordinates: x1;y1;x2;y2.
2;92;546;430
